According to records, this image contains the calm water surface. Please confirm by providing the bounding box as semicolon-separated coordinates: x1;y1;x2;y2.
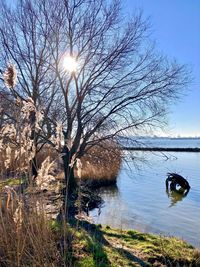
90;151;200;247
120;137;200;149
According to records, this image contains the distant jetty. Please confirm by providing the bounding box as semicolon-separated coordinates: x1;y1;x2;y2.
122;147;200;152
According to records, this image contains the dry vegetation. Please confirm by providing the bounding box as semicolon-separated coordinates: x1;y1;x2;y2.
0;141;121;187
36;140;122;187
0;146;27;179
76;141;121;187
34;140;122;187
0;198;62;267
0;146;59;177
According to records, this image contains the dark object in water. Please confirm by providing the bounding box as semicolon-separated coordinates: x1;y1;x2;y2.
166;173;190;195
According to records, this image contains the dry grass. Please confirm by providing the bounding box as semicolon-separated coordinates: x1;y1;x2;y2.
0;196;62;267
0;146;27;178
36;146;60;169
0;145;59;179
36;141;122;186
77;140;122;187
0;139;121;187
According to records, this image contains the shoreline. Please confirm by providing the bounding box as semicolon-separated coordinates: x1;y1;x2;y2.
122;147;200;152
66;221;199;266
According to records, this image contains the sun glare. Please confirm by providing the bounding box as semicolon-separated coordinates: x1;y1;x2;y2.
63;56;77;72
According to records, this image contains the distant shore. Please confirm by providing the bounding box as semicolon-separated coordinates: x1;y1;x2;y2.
122;147;200;152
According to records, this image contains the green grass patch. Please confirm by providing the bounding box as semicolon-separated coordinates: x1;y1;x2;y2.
0;177;26;190
101;227;196;266
70;224;198;266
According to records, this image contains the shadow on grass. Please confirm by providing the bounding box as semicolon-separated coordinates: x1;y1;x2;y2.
70;219;150;267
71;219;110;267
115;247;149;267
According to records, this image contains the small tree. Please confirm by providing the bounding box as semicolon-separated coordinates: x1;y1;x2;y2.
0;0;189;194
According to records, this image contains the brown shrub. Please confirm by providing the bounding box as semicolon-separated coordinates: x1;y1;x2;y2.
77;140;122;186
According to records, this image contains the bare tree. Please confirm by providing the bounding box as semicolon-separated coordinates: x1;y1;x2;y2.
0;0;65;175
0;0;189;192
0;0;64;141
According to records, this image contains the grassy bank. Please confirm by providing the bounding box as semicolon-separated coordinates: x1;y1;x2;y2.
53;221;200;267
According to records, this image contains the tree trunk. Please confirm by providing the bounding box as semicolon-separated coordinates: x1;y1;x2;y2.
61;145;77;195
31;156;38;178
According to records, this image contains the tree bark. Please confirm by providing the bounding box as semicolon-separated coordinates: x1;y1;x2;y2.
61;145;77;195
31;156;38;178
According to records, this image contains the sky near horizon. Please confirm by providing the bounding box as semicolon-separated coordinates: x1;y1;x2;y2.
124;0;200;137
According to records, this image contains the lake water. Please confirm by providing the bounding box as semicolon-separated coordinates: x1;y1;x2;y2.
90;139;200;247
120;137;200;148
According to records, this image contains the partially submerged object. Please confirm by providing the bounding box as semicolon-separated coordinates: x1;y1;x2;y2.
166;173;190;195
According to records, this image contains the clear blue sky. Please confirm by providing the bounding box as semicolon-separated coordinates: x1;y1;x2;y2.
125;0;200;137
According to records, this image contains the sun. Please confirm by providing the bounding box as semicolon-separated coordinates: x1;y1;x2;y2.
63;56;77;72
